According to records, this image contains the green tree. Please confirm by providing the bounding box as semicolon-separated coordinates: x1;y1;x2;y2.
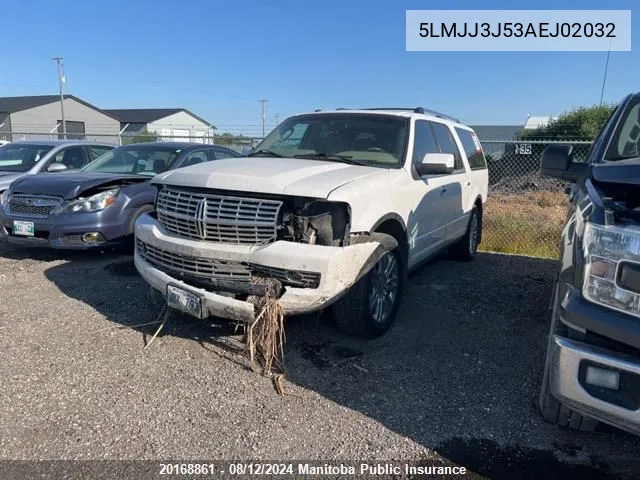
518;104;616;141
128;128;159;144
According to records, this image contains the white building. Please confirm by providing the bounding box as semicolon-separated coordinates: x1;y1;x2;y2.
524;115;558;130
104;108;216;144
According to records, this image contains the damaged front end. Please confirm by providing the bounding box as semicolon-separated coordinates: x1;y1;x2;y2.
136;190;397;322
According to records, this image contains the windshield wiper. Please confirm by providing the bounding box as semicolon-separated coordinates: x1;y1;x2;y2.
247;149;284;158
293;153;366;166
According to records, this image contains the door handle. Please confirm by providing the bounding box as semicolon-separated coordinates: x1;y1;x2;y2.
440;186;448;194
466;181;471;186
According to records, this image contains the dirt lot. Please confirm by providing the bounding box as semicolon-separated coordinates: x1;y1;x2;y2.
1;243;640;479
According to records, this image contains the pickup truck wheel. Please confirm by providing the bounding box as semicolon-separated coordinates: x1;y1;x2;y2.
332;234;405;338
450;206;480;261
538;284;598;431
539;365;598;431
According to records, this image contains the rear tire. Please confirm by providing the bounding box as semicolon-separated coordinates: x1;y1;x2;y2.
450;206;480;261
332;233;405;338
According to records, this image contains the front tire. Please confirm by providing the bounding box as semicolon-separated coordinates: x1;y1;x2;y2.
538;284;598;431
332;234;405;338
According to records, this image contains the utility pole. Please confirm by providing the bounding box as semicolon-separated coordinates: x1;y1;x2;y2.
52;56;66;138
259;99;268;138
274;113;280;126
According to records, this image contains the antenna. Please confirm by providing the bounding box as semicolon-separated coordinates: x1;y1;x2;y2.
600;39;612;106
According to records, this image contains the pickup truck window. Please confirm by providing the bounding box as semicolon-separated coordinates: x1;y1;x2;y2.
604;97;640;162
432;122;464;171
455;128;487;170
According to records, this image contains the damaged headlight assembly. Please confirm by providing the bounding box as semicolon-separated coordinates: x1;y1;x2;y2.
0;189;8;209
55;188;120;214
583;222;640;317
280;200;351;246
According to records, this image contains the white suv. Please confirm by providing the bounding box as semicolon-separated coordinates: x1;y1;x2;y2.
134;108;488;337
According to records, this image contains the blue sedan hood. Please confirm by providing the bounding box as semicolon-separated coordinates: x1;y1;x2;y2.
9;172;150;199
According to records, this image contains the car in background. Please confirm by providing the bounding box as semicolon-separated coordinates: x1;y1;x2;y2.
0;142;240;250
0;140;115;194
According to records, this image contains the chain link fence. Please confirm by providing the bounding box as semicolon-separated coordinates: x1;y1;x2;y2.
479;139;592;259
1;132;263;153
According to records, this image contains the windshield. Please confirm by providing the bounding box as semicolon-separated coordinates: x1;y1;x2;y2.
81;146;182;175
254;113;409;168
605;98;640;161
0;144;54;172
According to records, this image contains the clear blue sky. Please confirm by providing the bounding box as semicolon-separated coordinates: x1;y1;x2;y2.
0;0;638;136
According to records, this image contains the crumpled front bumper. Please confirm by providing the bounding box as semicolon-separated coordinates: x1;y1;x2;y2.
134;213;390;322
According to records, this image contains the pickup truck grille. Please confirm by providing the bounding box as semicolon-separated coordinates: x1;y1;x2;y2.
156;187;282;245
137;240;321;289
8;194;62;218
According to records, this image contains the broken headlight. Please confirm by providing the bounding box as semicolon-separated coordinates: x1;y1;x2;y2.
0;189;8;209
283;200;351;246
583;222;640;317
57;188;120;214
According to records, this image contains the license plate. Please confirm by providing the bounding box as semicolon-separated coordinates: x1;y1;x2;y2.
166;284;203;319
12;220;34;237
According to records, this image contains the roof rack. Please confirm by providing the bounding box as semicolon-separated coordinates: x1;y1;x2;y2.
360;107;460;123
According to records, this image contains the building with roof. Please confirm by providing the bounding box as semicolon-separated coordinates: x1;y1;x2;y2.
0;95;120;142
103;108;216;144
523;115;558;130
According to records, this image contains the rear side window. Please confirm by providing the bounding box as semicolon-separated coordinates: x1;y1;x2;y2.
455;128;487;170
431;122;464;171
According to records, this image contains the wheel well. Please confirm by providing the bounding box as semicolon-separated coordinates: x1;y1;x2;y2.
373;219;408;265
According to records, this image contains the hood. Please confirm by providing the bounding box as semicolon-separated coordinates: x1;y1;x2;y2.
153;157;386;198
593;160;640;186
9;172;149;199
0;172;24;189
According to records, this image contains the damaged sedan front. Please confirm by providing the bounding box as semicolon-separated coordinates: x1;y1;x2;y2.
0;142;232;249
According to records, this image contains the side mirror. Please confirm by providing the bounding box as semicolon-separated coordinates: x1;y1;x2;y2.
47;162;67;173
540;145;587;182
416;153;455;175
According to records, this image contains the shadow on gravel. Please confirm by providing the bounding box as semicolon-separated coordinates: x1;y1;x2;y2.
0;242;127;263
41;250;640;479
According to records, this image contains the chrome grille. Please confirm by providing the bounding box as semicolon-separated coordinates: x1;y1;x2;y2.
137;241;321;289
156;187;282;245
8;194;62;218
137;240;251;281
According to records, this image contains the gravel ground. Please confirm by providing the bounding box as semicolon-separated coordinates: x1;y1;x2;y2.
1;243;640;479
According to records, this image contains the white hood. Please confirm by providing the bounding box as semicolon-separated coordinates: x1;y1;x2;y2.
154;157;386;198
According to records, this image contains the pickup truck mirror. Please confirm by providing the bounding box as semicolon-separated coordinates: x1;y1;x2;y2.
416;153;455;175
540;145;588;182
47;162;67;173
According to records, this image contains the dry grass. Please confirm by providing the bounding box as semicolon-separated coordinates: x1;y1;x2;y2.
479;191;568;259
